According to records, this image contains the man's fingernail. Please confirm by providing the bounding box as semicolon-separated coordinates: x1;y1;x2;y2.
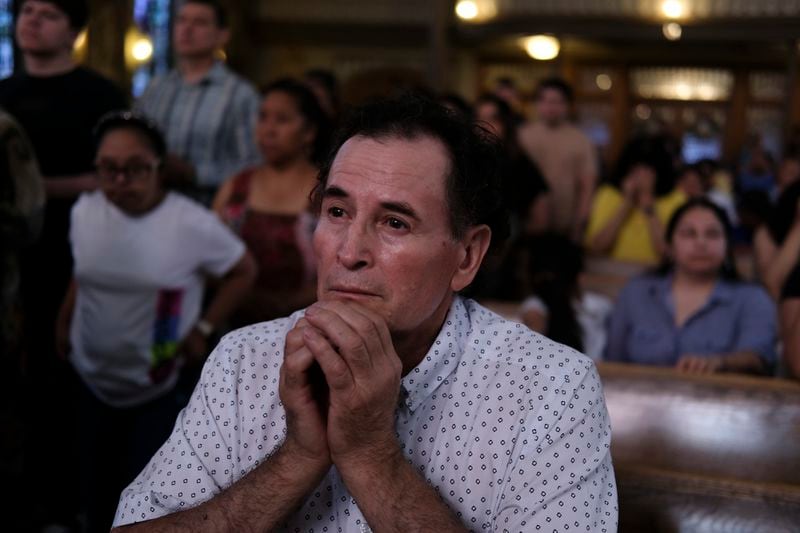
305;307;317;316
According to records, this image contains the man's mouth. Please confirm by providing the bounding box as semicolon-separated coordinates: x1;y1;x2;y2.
326;286;381;299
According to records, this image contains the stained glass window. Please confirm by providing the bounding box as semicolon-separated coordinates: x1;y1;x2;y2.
0;0;13;78
131;0;172;97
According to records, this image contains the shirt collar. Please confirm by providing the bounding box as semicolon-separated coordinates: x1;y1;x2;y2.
650;274;735;307
399;296;469;414
172;60;227;86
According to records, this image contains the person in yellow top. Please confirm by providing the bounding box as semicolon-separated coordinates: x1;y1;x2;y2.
585;143;686;264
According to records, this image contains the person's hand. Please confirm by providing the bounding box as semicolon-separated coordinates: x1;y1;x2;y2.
621;174;639;205
676;354;724;374
278;317;332;469
179;329;208;366
301;300;403;469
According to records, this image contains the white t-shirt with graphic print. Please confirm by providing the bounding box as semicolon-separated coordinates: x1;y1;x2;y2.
69;191;245;408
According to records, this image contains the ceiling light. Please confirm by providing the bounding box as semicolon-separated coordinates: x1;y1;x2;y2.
455;0;479;20
661;0;684;19
596;73;612;91
523;35;560;61
675;82;692;100
663;22;682;40
132;37;153;62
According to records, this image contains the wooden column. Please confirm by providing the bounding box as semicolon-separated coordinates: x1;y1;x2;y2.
222;0;257;82
427;0;450;92
722;68;748;164
85;0;132;93
608;65;631;166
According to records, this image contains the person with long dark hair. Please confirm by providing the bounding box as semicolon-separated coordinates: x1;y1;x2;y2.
475;93;549;235
520;233;611;359
605;197;777;373
213;78;331;324
754;179;800;299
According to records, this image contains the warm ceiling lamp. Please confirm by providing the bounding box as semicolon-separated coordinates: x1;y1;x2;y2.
662;22;682;40
455;0;478;20
125;27;154;68
523;35;560;61
455;0;496;22
661;0;684;19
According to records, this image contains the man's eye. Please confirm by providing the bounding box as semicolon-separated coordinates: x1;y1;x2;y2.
386;217;408;230
328;206;345;217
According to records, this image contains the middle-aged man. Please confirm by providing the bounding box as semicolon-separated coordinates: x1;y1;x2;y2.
518;77;598;242
112;94;618;532
136;0;260;205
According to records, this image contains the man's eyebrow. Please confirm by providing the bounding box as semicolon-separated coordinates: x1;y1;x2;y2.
322;185;349;199
322;185;420;220
380;201;420;221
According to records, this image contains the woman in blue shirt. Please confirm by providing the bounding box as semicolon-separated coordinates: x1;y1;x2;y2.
605;198;777;374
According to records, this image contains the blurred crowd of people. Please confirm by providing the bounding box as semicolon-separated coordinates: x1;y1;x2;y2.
1;0;799;532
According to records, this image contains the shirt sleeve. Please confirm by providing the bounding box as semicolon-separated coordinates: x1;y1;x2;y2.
113;337;245;527
603;280;635;362
187;204;246;277
732;285;778;365
491;359;618;532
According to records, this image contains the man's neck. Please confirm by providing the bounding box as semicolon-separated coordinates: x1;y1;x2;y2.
23;52;76;77
393;295;455;377
178;55;217;84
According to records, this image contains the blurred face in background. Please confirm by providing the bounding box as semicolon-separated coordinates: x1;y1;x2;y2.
475;101;505;140
173;2;228;60
96;128;163;216
536;88;569;127
670;206;727;278
678;168;707;199
16;0;77;57
256;90;316;167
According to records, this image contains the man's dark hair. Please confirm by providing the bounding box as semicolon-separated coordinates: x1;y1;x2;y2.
312;92;510;249
262;77;332;165
182;0;227;28
20;0;89;30
534;77;574;104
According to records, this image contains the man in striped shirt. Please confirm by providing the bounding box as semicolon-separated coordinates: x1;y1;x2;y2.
136;0;260;205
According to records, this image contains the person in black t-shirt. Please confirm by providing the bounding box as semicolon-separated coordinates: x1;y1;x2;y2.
0;1;126;530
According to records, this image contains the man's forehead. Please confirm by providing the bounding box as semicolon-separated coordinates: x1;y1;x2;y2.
330;134;450;177
325;134;452;205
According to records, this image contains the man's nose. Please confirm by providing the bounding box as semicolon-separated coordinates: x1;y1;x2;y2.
336;222;372;270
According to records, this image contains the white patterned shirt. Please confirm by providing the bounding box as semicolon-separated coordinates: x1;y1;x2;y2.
114;297;618;532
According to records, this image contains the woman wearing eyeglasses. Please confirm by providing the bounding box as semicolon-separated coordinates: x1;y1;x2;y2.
55;111;256;532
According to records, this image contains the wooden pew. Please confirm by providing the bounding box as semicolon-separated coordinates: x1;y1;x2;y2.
598;362;800;532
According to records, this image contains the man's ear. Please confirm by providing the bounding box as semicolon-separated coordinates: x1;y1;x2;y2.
451;225;492;292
